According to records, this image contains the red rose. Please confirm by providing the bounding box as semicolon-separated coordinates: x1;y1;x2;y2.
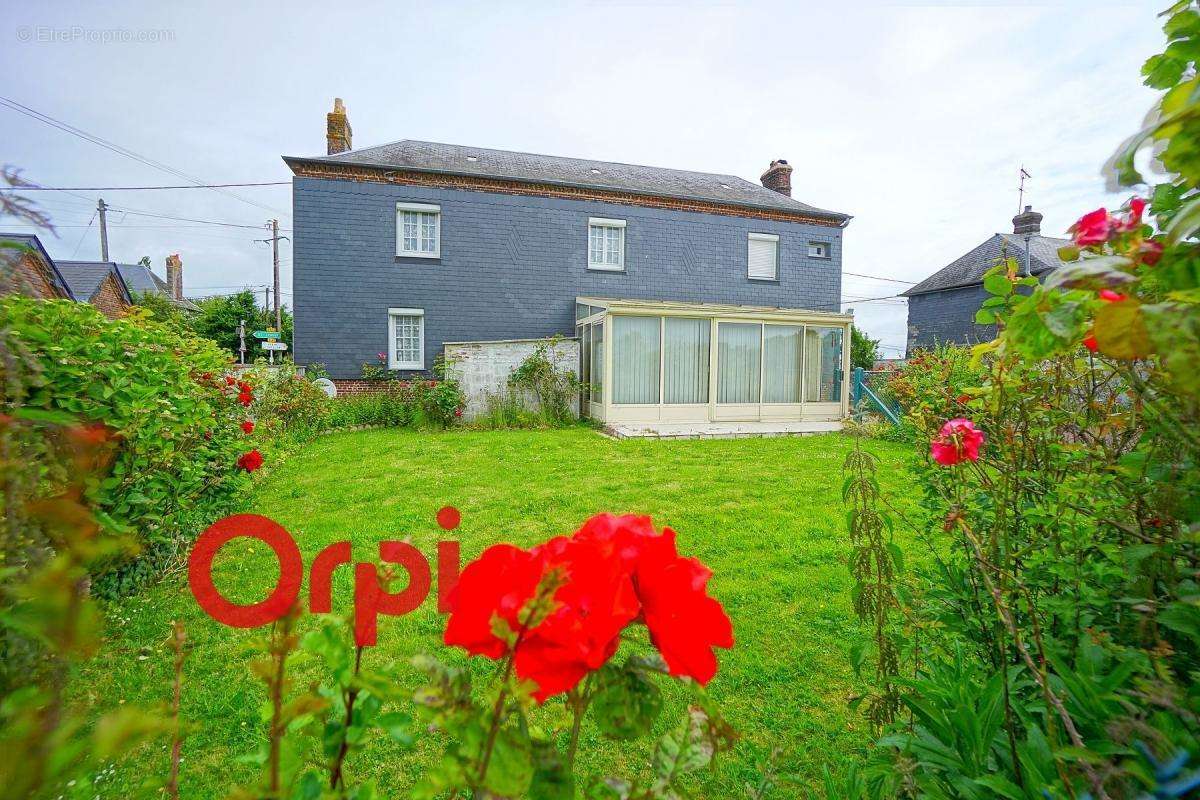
236;449;263;473
1139;239;1163;266
1071;208;1112;247
1083;332;1099;353
1098;289;1126;303
238;391;253;407
443;544;546;660
454;407;464;418
225;375;236;386
930;418;984;465
241;420;255;434
237;380;252;393
632;529;733;685
1115;197;1147;232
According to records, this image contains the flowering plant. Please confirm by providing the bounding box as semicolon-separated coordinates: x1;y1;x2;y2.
414;513;735;799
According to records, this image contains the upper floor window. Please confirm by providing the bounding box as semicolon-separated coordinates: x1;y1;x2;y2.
388;307;425;369
807;241;830;259
748;233;779;280
588;218;626;271
396;202;440;258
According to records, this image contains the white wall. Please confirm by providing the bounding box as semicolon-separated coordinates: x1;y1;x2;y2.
444;338;579;420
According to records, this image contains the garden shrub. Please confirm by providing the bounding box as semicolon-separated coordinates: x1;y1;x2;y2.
242;363;331;444
835;9;1200;797
507;338;583;426
326;383;419;429
0;297;250;582
475;388;545;429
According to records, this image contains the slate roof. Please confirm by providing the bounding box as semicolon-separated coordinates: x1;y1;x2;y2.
56;260;132;304
115;263;200;311
284;140;850;222
902;233;1071;297
0;233;74;299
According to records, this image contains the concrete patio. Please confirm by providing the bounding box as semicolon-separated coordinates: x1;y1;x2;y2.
603;420;843;439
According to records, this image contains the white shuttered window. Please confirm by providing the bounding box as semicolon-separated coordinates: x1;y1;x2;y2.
748;233;779;280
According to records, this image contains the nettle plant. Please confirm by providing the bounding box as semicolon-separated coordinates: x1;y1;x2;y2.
836;6;1200;798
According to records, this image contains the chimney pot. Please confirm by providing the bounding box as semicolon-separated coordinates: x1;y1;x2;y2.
760;159;793;197
327;97;353;155
164;254;183;301
1012;205;1043;236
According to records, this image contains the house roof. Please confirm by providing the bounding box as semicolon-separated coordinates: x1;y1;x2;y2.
115;262;201;311
0;233;75;299
902;233;1071;297
55;260;133;305
284;140;850;222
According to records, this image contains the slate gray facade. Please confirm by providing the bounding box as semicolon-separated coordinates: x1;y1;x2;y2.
292;177;846;379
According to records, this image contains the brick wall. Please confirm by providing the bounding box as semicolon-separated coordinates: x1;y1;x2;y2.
444;337;579;419
293;178;845;378
906;285;996;355
329;379;399;396
90;274;130;320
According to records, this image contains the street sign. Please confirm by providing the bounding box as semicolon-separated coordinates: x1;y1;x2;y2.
261;342;288;352
253;330;278;340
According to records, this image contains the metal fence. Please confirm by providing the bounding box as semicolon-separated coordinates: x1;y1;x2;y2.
851;367;901;425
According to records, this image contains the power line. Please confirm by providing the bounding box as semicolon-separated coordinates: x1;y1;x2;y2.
70;211;97;257
842;271;916;285
0;95;290;217
10;181;290;191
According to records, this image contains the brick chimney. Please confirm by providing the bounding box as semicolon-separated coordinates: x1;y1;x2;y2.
165;253;183;301
760;159;793;196
327;98;353;155
1012;205;1043;235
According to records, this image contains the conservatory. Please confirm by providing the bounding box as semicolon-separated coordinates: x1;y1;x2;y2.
575;297;851;425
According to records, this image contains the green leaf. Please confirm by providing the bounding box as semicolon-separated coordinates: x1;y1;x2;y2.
592;666;664;740
529;738;574;800
1043;256;1136;292
1094;299;1154;360
1164;193;1200;244
974;309;996;325
481;727;534;798
982;273;1012;297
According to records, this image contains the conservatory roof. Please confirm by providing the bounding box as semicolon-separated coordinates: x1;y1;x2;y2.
576;296;852;324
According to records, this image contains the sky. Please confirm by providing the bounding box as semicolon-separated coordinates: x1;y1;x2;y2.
0;1;1165;357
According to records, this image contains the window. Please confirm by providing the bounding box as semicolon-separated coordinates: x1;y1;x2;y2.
804;326;844;402
612;315;659;404
763;325;803;403
663;318;709;404
717;322;762;403
807;241;830;259
588;218;625;271
388;308;424;369
748;233;779;280
396;203;440;258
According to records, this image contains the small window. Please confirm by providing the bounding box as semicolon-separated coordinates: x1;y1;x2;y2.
396;203;440;258
808;241;830;259
388;308;424;369
588;218;626;271
748;233;779;280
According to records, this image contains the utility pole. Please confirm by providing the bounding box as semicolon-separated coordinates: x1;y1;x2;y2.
98;198;109;261
271;219;281;332
237;319;246;365
264;285;271;314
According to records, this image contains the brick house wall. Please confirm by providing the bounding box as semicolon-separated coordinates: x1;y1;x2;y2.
906;284;995;355
90;273;131;319
9;250;67;299
293;178;844;379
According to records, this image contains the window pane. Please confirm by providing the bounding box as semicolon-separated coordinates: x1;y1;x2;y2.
717;323;761;403
591;321;604;402
804;327;843;402
612;316;660;404
663;318;709;404
393;314;422;365
748;236;778;280
763;325;802;403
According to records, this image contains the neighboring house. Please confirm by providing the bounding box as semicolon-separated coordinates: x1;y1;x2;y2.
285;99;856;424
0;233;74;300
55;260;133;319
902;206;1069;355
117;255;200;311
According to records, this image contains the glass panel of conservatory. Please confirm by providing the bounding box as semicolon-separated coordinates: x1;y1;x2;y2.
804;326;844;402
612;316;660;404
663;318;709;404
590;321;604;403
762;325;802;403
579;325;591;403
717;323;761;404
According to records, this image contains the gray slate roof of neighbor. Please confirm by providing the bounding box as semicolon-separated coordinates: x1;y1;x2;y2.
56;260;132;303
0;232;75;299
115;263;201;311
902;233;1071;297
284;140;851;222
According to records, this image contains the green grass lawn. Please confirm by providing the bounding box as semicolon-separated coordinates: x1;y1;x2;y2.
66;428;918;799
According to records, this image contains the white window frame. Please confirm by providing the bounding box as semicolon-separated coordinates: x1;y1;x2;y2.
807;241;830;259
748;232;780;281
396;202;441;258
388;308;425;370
588;217;626;272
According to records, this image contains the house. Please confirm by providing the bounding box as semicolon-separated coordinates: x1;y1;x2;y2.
117;254;200;311
285;99;854;424
902;206;1069;355
0;233;74;300
55;260;133;319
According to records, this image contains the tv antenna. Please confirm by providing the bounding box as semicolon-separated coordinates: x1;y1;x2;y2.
1018;166;1031;213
